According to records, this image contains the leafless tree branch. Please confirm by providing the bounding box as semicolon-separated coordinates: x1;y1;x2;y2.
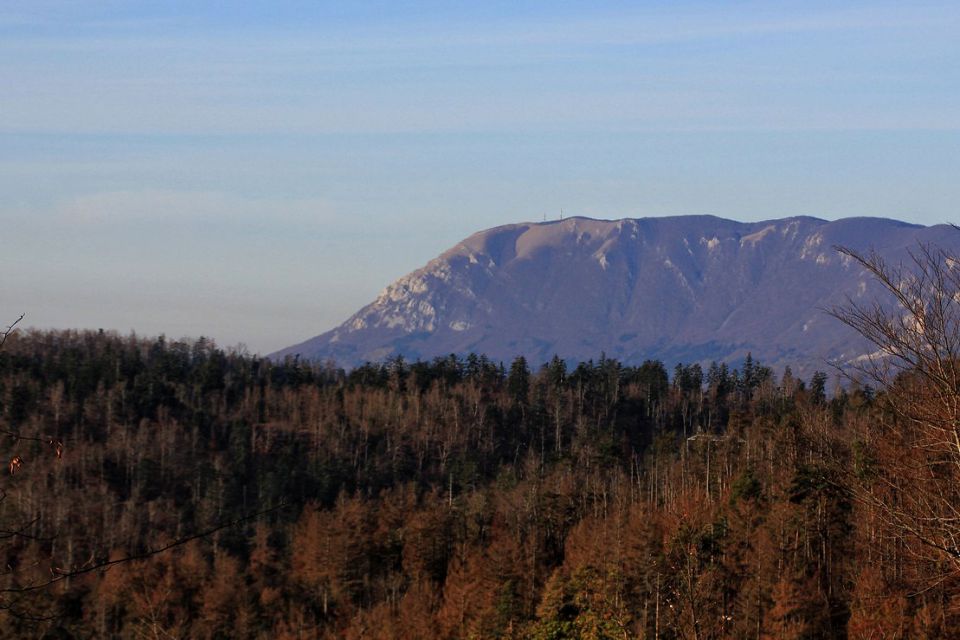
0;314;23;351
826;237;960;585
0;501;289;597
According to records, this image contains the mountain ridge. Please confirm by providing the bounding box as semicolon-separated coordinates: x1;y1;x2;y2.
274;215;955;374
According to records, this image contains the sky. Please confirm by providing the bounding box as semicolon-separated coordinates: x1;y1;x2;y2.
2;1;959;353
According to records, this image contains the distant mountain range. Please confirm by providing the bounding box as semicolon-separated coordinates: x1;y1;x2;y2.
273;215;959;374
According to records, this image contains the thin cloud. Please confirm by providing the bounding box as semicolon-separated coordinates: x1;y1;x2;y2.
3;3;957;52
54;189;341;227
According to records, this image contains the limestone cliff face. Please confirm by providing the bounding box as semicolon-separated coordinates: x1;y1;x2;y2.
273;215;957;373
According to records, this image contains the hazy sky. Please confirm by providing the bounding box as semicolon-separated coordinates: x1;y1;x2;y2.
2;1;959;353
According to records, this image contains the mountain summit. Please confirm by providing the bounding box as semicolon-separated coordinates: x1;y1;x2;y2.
273;215;956;372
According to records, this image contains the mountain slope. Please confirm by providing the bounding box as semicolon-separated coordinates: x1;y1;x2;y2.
273;215;957;373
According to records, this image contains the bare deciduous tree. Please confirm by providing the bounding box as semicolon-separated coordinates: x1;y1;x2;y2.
829;241;960;586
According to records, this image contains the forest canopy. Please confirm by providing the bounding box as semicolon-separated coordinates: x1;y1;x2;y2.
0;322;947;639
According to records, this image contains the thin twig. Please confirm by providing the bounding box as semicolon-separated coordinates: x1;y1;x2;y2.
0;314;24;350
0;501;289;594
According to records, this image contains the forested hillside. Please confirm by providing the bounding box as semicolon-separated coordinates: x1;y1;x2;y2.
0;326;954;639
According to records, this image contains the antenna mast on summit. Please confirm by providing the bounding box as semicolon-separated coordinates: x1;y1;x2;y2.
560;208;564;221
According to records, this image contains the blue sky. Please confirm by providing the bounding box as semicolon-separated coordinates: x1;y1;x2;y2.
2;1;959;352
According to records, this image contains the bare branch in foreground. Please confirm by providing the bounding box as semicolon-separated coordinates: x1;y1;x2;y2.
0;314;23;351
0;501;290;597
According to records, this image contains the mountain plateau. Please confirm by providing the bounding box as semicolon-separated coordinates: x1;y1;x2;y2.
274;215;959;374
